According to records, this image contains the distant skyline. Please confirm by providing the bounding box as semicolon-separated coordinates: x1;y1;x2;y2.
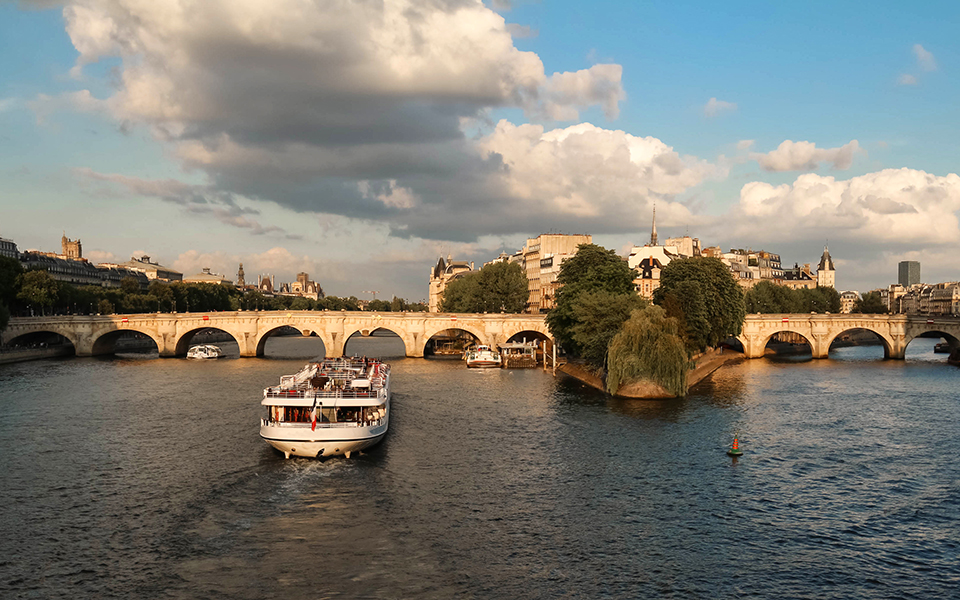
2;0;959;299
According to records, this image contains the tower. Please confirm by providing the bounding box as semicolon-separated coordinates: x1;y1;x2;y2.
61;233;82;259
817;245;835;288
898;260;920;287
237;263;245;287
649;204;658;246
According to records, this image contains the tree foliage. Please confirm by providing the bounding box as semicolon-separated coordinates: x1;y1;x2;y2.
744;281;841;314
653;257;745;352
569;291;647;367
546;244;636;354
853;291;887;314
440;261;527;313
17;270;60;314
0;256;22;331
606;305;690;397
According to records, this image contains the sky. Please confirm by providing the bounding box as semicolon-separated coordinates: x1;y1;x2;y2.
1;0;958;300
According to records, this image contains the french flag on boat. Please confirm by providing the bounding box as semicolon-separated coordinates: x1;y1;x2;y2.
310;396;319;431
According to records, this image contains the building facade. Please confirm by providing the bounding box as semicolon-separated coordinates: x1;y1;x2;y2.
898;261;921;287
817;246;835;288
428;256;476;312
521;234;592;313
0;235;18;259
839;290;859;314
184;268;233;285
101;255;182;282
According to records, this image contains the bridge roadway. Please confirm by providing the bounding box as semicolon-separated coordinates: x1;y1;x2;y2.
2;311;553;358
3;312;958;360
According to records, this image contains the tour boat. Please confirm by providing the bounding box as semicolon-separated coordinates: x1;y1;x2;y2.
260;357;390;459
934;342;950;354
186;344;223;359
465;345;502;368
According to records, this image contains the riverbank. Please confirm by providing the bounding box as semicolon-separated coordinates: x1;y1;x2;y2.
557;347;745;399
0;346;73;365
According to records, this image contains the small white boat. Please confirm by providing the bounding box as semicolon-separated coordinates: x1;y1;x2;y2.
186;344;223;359
465;344;502;368
260;357;391;459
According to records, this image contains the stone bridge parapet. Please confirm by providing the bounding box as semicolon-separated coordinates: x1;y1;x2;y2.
2;311;552;358
738;314;960;359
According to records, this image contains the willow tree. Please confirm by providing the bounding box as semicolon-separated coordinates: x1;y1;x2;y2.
606;305;690;397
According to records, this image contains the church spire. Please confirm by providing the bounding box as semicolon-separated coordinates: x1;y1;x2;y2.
649;204;658;246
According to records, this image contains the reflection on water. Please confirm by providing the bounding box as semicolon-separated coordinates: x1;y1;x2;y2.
1;336;958;598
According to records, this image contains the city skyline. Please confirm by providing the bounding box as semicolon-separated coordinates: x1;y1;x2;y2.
2;1;959;299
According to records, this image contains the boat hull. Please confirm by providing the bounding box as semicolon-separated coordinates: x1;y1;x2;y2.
466;360;501;368
260;422;388;458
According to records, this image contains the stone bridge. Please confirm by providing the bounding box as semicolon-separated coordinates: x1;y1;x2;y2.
1;311;552;358
738;314;960;359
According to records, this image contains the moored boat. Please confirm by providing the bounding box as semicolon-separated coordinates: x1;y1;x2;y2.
934;342;950;354
465;344;502;368
260;357;390;459
186;344;223;359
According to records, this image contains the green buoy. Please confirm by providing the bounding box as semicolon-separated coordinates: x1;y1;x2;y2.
727;435;743;457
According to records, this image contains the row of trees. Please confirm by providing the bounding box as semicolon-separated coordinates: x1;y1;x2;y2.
439;261;528;313
743;280;841;314
0;257;424;331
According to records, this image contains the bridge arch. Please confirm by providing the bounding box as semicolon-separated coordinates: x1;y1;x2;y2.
4;327;79;355
254;324;329;358
420;321;488;356
904;329;960;356
91;328;162;356
342;324;409;357
175;326;242;357
823;327;895;359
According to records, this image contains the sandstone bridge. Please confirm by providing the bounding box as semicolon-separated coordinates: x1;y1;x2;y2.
2;312;958;360
1;311;553;358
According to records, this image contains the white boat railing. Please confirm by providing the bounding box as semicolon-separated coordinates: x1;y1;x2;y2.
261;418;385;429
264;388;387;400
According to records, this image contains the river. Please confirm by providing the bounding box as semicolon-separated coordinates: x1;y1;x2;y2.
1;335;958;599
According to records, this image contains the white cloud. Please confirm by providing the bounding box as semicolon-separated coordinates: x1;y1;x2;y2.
704;97;736;117
475;120;719;225
898;73;918;86
913;44;936;71
736;139;755;150
751;139;862;172
84;249;118;264
731;168;960;246
538;64;625;121
0;98;17;112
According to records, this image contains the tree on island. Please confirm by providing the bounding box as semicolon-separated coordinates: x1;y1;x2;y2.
606;305;690;397
853;291;887;314
440;261;527;313
545;243;636;357
545;243;691;395
653;257;745;353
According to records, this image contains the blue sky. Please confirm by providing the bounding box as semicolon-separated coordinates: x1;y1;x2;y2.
1;0;958;299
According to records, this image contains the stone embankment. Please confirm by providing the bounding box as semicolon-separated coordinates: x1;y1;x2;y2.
558;347;744;399
0;346;73;365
